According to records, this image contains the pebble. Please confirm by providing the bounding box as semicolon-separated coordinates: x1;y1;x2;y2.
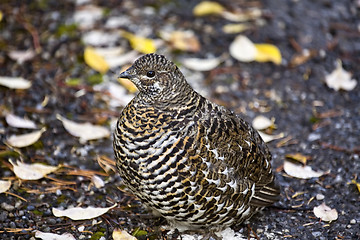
0;211;8;222
27;205;35;211
316;194;325;200
9;221;16;228
350;219;356;224
1;202;14;211
312;231;322;237
47;218;57;225
18;210;24;217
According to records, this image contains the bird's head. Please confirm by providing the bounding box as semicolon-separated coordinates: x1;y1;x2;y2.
118;54;189;100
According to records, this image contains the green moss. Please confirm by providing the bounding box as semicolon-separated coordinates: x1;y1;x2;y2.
87;74;103;85
56;23;78;38
90;231;105;240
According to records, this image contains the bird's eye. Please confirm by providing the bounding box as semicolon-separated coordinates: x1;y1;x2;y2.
146;71;155;78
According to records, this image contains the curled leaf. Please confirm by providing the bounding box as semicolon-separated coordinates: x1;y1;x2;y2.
6;113;37;129
252;115;275;130
121;31;156;54
229;35;257;62
84;47;110;73
285;153;311;165
284;160;327;179
6;128;46;148
35;231;76;240
160;30;200;52
10;160;59;180
52;204;116;220
0;180;11;193
182;57;221;71
0;76;32;89
113;229;137;240
258;131;284;143
57;114;110;143
325;59;357;91
313;203;338;222
193;1;225;16
254;43;282;65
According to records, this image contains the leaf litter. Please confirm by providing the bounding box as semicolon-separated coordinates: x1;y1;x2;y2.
52;203;116;220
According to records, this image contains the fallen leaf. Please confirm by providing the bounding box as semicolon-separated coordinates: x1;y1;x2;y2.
193;1;225;16
73;5;103;29
222;23;250;34
6;113;37;129
0;76;32;89
0;180;11;193
325;59;357;91
121;31;156;54
160;30;200;52
349;178;360;193
313;203;338;222
84;46;110;73
10;160;59;180
91;175;105;188
57;114;110;143
35;231;76;240
52;204;116;220
229;35;257;62
252;115;275;130
285;153;311;165
258;131;284;143
118;77;138;93
254;43;282;65
105;51;139;69
284;160;327;179
113;229;137;240
221;8;262;22
182;57;221;71
6;128;46;148
8;50;36;64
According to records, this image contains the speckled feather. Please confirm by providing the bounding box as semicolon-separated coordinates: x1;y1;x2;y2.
113;54;280;230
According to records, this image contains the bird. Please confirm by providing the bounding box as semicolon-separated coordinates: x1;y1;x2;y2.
113;53;280;231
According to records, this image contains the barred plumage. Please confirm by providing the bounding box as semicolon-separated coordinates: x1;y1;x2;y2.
113;53;279;230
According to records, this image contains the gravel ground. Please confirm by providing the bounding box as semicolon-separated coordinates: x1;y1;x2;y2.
0;0;359;239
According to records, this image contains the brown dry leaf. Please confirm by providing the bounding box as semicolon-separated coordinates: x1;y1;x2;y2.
313;203;338;222
325;59;357;91
10;160;59;180
285;153;311;165
6;128;46;148
84;46;110;73
290;49;317;67
160;30;200;52
113;229;137;240
252;115;275;130
283;160;327;179
0;180;11;193
121;31;156;54
35;231;76;240
193;1;225;16
57;114;110;143
254;43;282;65
52;203;116;220
182;57;221;71
5;113;37;129
0;76;32;89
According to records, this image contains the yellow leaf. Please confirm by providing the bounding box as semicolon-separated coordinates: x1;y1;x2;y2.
285;153;311;165
84;47;110;73
350;179;360;193
0;11;3;22
193;1;225;16
117;78;137;93
121;31;156;54
254;43;282;65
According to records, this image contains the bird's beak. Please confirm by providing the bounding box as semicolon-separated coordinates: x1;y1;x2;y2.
118;67;133;79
